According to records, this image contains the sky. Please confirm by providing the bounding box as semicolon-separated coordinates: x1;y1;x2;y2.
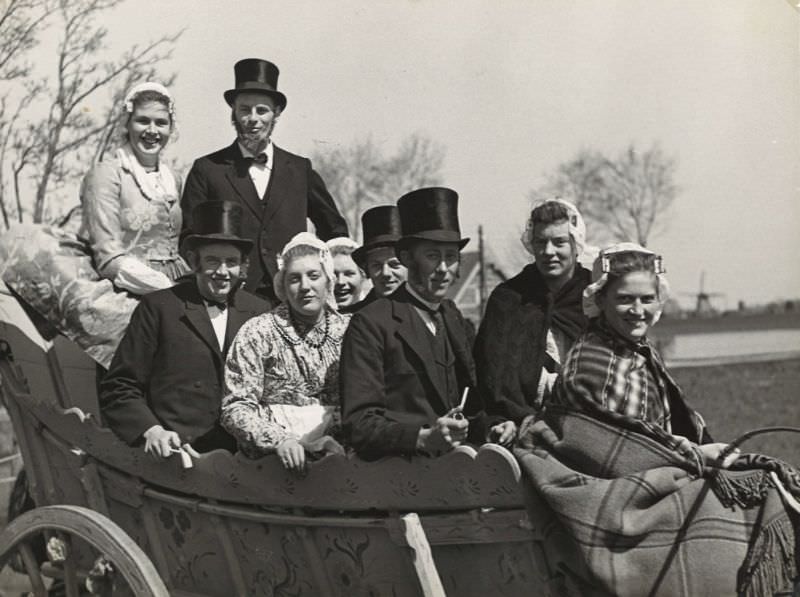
36;0;800;308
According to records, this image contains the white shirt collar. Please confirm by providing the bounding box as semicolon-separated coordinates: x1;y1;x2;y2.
204;302;228;349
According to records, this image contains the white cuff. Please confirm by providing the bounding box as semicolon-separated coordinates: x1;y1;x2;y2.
114;256;172;295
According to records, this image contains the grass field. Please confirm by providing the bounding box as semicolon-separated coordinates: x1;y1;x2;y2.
671;356;800;465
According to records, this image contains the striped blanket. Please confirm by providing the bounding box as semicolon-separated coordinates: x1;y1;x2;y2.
515;407;798;597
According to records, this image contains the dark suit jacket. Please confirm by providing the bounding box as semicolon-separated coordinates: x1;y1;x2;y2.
340;285;485;460
99;280;269;448
181;142;348;295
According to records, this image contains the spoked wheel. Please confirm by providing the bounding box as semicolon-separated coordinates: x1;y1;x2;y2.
0;505;168;597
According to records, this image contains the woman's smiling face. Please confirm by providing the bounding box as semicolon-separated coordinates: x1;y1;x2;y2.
126;100;172;165
332;253;365;307
599;270;660;342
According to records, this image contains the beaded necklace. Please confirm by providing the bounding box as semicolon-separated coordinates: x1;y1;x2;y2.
287;308;329;350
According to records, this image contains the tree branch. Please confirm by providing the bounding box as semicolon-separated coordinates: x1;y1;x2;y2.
531;142;679;247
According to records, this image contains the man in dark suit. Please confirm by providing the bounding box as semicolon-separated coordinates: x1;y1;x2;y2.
340;188;514;460
100;202;269;458
346;205;407;313
181;58;348;302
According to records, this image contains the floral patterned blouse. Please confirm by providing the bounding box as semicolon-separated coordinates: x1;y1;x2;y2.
221;304;351;458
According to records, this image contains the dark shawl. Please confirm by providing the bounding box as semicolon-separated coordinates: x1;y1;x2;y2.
474;263;591;423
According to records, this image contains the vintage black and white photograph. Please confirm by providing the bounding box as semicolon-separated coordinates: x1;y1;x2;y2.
0;1;798;595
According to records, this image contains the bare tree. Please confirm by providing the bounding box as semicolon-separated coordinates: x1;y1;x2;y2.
0;0;181;227
0;0;54;228
382;135;444;198
0;0;53;81
532;143;678;247
312;137;384;241
312;133;445;240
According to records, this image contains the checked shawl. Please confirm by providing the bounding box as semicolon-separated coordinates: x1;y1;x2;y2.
551;320;711;449
515;407;799;597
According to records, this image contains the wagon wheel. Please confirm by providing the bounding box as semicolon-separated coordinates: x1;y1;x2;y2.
0;505;168;597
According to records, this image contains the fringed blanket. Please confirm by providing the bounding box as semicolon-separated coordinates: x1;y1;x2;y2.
515;407;799;597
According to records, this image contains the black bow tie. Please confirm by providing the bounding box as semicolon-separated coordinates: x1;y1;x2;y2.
205;300;228;311
246;153;268;166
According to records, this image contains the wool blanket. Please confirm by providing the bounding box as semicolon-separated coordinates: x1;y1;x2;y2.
515;407;799;597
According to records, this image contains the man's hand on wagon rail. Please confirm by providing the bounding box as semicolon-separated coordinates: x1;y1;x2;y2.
488;420;517;447
142;425;182;459
416;414;469;455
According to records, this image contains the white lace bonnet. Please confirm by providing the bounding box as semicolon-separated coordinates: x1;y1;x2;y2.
123;82;175;115
521;198;587;257
582;241;670;322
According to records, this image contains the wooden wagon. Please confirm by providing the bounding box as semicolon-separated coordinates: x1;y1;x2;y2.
0;294;558;596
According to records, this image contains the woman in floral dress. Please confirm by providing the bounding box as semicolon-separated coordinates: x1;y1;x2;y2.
221;232;350;471
0;82;188;368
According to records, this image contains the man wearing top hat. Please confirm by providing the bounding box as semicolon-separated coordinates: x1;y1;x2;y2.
347;205;407;312
340;187;515;460
100;201;269;458
181;58;348;303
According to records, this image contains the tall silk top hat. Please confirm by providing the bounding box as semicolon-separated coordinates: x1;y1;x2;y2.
396;187;470;249
224;58;287;110
352;205;403;266
183;201;254;253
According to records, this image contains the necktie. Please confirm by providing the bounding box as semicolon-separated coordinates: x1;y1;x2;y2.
430;309;444;336
407;293;444;335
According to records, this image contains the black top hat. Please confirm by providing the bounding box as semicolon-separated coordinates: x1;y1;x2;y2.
396;187;469;249
352;206;403;266
224;58;287;110
182;201;254;253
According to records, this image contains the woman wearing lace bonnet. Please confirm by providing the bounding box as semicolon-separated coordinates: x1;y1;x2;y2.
79;81;188;292
0;82;187;368
221;232;350;471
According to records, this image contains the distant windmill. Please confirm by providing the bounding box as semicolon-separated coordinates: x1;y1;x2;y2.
682;271;725;316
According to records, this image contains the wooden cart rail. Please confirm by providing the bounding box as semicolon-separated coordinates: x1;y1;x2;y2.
0;318;560;596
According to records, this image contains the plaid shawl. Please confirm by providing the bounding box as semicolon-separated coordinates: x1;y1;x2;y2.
552;321;711;448
515;407;798;597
